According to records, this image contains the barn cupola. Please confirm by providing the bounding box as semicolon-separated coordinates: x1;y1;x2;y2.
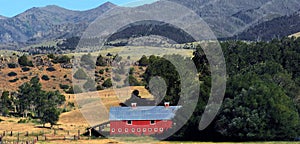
164;102;170;108
131;103;137;108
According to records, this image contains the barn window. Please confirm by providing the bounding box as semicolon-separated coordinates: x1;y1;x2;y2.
150;120;156;125
125;128;128;132
127;120;132;125
143;128;147;132
111;128;115;132
132;128;135;132
154;128;158;132
160;128;164;132
148;128;152;132
118;128;122;132
137;128;141;132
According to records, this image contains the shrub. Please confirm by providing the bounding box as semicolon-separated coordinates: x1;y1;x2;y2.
41;75;50;81
96;85;104;91
21;76;28;80
7;63;18;68
99;69;104;74
8;72;17;77
18;119;27;123
22;67;30;72
9;78;19;83
59;84;70;90
46;67;56;72
102;78;113;88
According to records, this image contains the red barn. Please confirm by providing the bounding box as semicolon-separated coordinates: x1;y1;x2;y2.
109;103;181;136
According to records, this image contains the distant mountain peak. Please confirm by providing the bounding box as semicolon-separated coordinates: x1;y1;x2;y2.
103;1;116;6
0;15;6;19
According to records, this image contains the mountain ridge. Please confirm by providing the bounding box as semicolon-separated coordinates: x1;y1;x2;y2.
1;0;300;50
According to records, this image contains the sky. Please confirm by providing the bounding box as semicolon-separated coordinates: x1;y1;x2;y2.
0;0;158;17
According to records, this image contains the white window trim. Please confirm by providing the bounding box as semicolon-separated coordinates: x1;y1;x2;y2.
111;128;115;132
148;128;152;132
154;128;158;132
143;128;147;132
118;128;122;132
137;128;141;132
132;128;135;132
150;120;156;125
127;120;132;125
125;128;128;132
159;128;164;132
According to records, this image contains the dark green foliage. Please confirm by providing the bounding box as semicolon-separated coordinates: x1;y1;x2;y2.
41;75;50;81
7;72;17;77
96;85;104;91
57;36;80;50
216;73;299;140
144;56;180;105
40;107;60;127
99;69;104;74
7;63;18;68
18;55;33;67
73;68;87;80
59;84;70;90
9;78;19;83
47;54;55;59
16;76;65;127
21;67;30;72
102;78;113;88
46;67;56;72
235;14;300;41
96;55;107;66
124;75;140;86
0;91;12;116
129;67;135;75
138;55;149;66
53;55;71;63
153;38;300;141
107;20;195;44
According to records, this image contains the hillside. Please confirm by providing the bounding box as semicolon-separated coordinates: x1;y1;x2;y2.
2;0;300;50
0;2;116;49
234;11;300;41
169;0;300;38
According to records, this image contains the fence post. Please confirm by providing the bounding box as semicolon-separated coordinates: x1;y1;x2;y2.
17;132;19;142
10;130;12;136
78;130;80;140
3;131;5;136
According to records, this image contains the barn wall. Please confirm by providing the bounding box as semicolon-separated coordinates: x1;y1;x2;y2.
110;120;172;136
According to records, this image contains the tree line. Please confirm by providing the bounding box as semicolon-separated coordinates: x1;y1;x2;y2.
0;76;66;127
143;37;300;141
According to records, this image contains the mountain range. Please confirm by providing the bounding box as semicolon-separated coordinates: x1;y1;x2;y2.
1;0;300;50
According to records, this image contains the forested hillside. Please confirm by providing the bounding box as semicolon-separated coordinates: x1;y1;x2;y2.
143;37;300;141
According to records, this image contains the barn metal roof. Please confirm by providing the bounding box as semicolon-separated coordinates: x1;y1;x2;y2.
109;106;182;121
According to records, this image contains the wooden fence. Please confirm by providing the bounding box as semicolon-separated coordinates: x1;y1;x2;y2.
0;129;82;144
